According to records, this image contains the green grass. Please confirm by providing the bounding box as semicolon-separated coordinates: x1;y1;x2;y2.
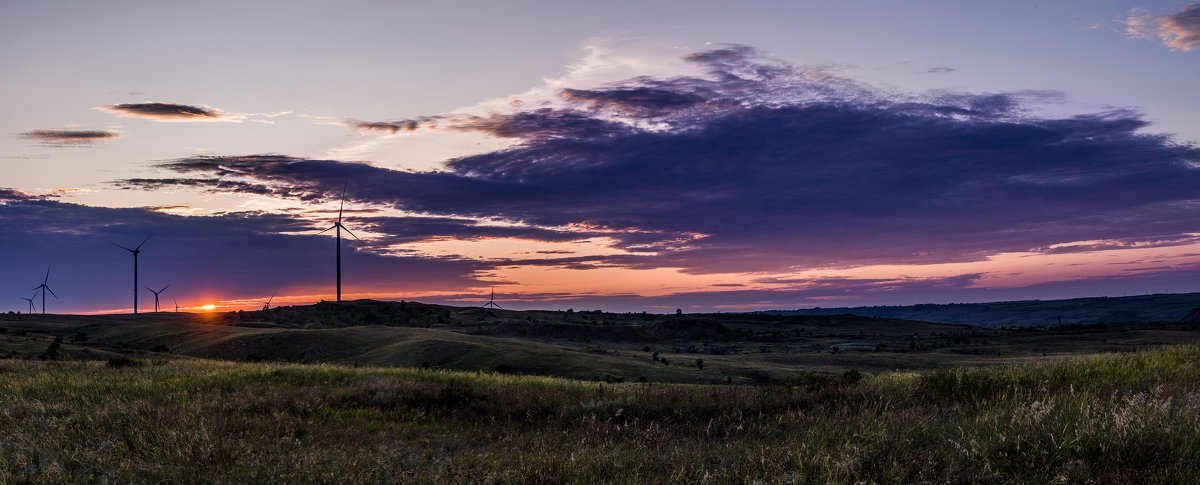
3;345;1200;483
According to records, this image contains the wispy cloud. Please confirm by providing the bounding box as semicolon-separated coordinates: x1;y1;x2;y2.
1123;4;1200;51
20;129;120;146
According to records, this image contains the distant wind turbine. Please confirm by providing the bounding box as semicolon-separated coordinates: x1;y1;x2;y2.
111;234;153;314
262;290;277;311
173;297;179;313
482;286;502;309
32;265;57;314
19;296;35;314
306;184;363;302
146;285;169;312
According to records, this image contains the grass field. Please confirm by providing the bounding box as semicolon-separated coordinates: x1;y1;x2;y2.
3;345;1200;483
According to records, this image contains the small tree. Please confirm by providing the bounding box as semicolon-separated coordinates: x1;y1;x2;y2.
695;358;704;370
40;336;62;360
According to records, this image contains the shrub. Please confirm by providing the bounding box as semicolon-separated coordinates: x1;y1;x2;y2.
39;336;62;360
106;355;142;368
73;331;87;342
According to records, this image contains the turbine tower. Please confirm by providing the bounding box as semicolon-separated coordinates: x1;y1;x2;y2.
307;184;363;302
146;285;169;312
19;296;34;314
32;266;57;315
482;286;502;309
112;234;153;314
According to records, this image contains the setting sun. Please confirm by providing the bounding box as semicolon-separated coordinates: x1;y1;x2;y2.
201;304;216;311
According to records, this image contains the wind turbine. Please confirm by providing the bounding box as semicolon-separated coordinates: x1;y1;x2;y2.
262;290;277;311
306;184;363;301
112;234;153;314
146;285;168;312
32;265;57;314
173;297;179;313
482;286;502;309
19;296;34;314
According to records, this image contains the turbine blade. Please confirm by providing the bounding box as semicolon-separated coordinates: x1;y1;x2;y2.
110;241;135;252
43;265;50;284
45;286;57;299
303;225;337;240
341;226;365;244
338;182;347;224
134;233;155;251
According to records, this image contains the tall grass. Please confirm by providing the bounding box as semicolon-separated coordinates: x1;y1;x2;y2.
3;346;1200;483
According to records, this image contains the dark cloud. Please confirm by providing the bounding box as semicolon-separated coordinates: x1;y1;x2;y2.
113;46;1200;280
20;129;120;146
355;216;604;246
1124;4;1200;51
560;87;708;118
350;117;441;134
98;102;224;121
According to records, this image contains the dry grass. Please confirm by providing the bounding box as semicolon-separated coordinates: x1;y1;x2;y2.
2;345;1200;482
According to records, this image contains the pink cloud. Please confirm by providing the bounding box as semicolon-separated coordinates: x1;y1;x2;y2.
1123;4;1200;51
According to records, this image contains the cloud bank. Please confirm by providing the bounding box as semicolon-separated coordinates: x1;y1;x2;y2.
116;45;1200;282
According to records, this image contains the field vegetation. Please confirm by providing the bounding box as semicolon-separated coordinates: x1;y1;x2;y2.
2;345;1199;482
3;301;1200;482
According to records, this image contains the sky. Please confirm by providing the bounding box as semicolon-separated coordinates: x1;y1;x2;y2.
3;1;1200;314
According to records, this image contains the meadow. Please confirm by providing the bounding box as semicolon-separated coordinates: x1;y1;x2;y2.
3;345;1200;483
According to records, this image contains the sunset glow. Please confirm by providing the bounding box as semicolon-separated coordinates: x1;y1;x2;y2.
3;2;1200;314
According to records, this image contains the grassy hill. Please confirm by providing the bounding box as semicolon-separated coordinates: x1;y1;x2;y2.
2;345;1199;482
776;292;1200;327
5;299;1200;384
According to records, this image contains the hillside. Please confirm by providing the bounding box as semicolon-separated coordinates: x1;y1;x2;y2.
3;345;1200;482
775;292;1200;327
5;299;1200;384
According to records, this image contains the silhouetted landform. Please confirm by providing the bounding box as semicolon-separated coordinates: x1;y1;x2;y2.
4;299;1200;384
772;293;1200;327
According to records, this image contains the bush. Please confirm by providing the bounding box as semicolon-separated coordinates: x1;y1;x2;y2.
106;356;142;368
39;336;62;360
73;331;87;342
842;368;862;384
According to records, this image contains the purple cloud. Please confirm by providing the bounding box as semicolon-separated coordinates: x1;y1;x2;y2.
112;46;1200;280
